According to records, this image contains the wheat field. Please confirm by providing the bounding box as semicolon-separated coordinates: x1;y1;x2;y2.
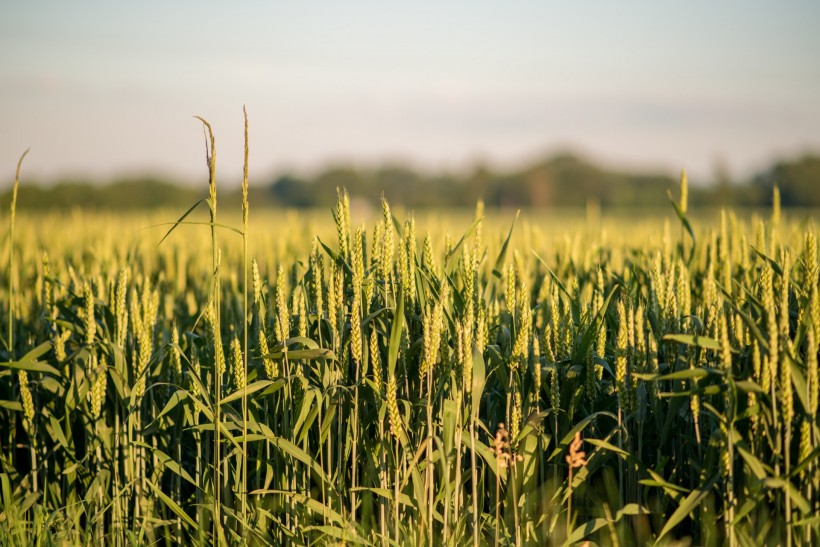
2;124;819;546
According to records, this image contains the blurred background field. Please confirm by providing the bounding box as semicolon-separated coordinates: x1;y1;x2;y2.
4;152;820;212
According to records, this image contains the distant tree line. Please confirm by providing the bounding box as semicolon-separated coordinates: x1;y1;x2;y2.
4;153;820;211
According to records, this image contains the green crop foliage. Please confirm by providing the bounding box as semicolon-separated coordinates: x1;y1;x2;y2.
1;126;818;546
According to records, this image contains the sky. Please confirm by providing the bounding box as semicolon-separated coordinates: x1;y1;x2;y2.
2;1;819;187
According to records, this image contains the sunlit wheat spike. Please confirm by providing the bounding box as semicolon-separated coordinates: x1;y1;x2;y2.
476;304;487;356
460;319;473;388
350;286;363;367
798;419;811;480
83;282;96;346
115;269;129;348
510;391;522;447
402;217;416;306
380;195;393;284
41;251;56;321
18;370;35;428
327;263;338;337
258;327;276;379
296;293;307;338
370;327;382;392
274;266;289;344
170;323;182;380
779;249;791;339
762;266;779;394
53;329;70;363
420;306;435;385
616;297;629;413
230;335;245;390
89;352;107;418
251;258;261;308
720;310;733;373
505;263;516;315
511;284;530;372
386;375;402;439
549;364;560;414
206;299;226;379
532;328;542;402
335;188;351;260
310;239;324;317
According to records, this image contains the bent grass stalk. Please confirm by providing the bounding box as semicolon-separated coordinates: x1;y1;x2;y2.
194;115;223;542
8;148;29;360
241;106;249;539
9;150;32;493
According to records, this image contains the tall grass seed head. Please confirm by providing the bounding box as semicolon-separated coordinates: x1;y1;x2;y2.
386;375;402;439
476;304;487;355
258;327;277;379
275;266;289;344
171;323;182;380
370;328;382;391
88;352;107;418
335;189;350;260
350;291;362;366
421;306;436;383
505;263;516;315
251;258;261;308
230;335;245;390
762;265;779;389
404;217;417;304
380;195;393;282
311;244;324;317
616;297;630;413
532;328;542;398
18;370;35;426
460;320;473;389
720;310;732;373
83;282;95;346
549;365;560;413
189;343;202;397
115;269;129;348
511;391;522;446
54;329;71;363
207;300;226;379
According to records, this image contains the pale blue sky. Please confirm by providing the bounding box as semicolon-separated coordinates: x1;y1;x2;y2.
2;1;819;185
